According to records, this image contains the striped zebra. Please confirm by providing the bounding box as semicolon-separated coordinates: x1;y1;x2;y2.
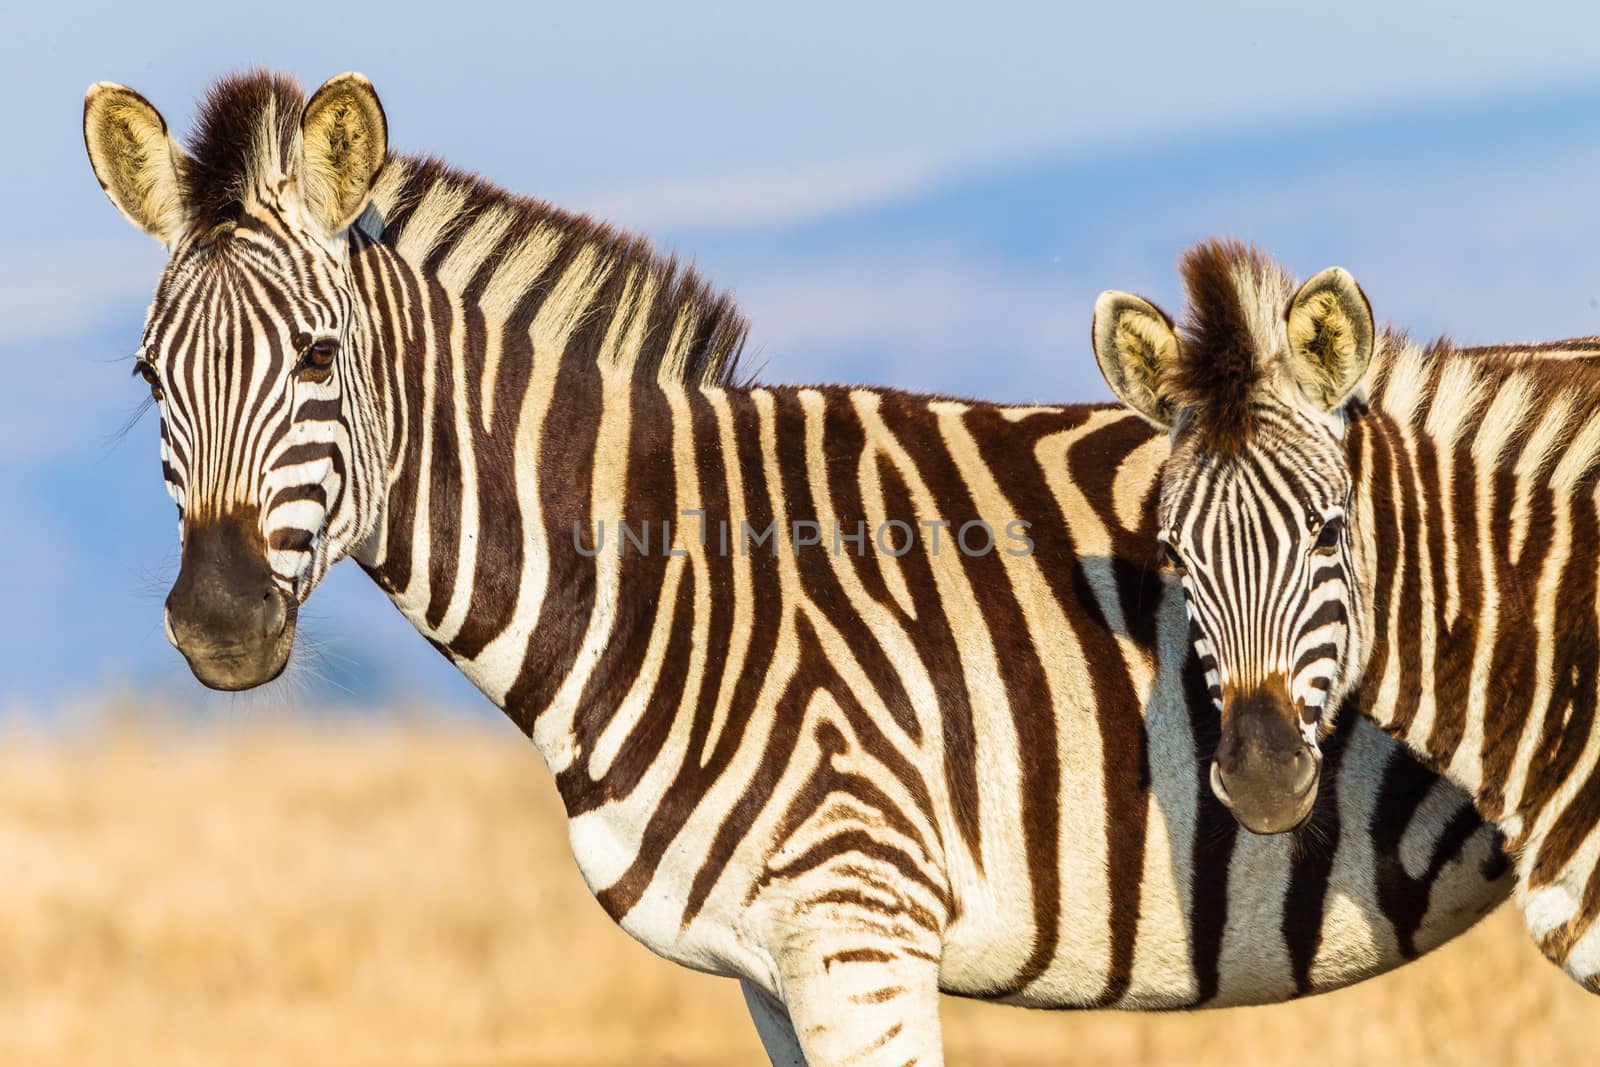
1091;238;1600;994
85;73;1515;1063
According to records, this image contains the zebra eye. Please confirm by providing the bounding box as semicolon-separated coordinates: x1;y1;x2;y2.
1312;516;1344;555
133;360;163;401
1161;542;1186;573
297;337;339;377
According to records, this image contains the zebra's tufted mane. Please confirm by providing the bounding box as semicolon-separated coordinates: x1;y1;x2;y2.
174;70;748;389
1165;233;1600;485
1168;239;1298;452
180;70;304;233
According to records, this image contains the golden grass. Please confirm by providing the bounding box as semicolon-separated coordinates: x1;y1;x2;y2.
0;712;1590;1067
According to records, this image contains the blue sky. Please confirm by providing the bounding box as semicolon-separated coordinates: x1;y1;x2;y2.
6;1;1600;712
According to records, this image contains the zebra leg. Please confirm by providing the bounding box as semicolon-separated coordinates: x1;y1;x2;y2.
770;936;945;1066
741;980;807;1066
744;770;950;1063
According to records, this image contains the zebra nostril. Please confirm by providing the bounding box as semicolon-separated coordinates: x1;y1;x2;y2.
1291;748;1318;796
1209;762;1234;808
259;587;288;638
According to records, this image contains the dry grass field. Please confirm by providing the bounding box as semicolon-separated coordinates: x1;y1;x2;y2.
0;708;1591;1067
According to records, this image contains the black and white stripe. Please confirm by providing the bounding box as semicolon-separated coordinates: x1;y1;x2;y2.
1161;403;1363;745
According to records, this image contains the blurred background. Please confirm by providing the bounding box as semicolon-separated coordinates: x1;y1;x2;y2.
2;1;1599;1063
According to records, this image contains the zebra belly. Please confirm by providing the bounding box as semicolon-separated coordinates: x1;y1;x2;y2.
437;594;1507;1008
936;716;1510;1010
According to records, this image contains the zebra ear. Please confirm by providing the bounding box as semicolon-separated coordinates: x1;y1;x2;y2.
1285;267;1374;412
83;83;188;244
1092;291;1182;429
299;72;388;235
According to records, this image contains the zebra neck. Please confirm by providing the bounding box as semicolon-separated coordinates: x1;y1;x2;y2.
1352;399;1600;832
351;261;700;783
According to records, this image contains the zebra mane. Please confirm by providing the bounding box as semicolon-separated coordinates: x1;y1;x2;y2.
175;71;748;389
1168;239;1298;452
1368;332;1600;492
180;70;305;232
363;155;750;389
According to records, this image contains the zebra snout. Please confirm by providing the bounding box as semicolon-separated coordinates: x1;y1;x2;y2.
165;513;297;691
1211;683;1321;836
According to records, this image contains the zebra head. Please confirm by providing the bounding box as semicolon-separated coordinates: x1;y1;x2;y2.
1091;241;1375;834
84;73;390;691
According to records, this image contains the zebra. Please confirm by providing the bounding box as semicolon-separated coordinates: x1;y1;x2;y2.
1091;237;1600;994
85;72;1516;1063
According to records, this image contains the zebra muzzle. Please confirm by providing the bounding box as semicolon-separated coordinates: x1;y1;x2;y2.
164;513;297;691
1211;683;1321;835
